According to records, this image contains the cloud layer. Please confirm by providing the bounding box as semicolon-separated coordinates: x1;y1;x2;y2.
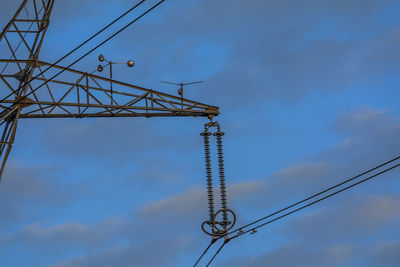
0;0;400;266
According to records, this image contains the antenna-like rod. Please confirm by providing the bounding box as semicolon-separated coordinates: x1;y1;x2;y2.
161;80;203;97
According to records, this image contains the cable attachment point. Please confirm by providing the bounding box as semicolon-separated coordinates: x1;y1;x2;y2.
212;208;237;233
201;209;237;237
201;220;215;236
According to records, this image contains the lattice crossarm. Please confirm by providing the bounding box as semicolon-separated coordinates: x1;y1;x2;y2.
0;60;219;119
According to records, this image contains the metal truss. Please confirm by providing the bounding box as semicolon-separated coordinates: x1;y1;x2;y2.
0;60;219;119
0;0;219;180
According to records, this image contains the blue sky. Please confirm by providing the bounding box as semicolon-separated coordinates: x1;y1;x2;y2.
1;0;400;266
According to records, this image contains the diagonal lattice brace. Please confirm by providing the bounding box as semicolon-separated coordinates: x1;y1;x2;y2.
0;60;219;119
0;113;20;182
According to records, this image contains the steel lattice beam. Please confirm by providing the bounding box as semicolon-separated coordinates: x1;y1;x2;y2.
0;60;219;119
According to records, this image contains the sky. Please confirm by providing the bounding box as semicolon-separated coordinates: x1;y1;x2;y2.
0;0;400;266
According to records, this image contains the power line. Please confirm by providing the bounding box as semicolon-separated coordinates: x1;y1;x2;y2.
195;155;400;265
193;240;215;267
230;160;400;240
0;0;145;105
206;239;229;267
225;155;400;239
1;5;44;74
0;0;156;119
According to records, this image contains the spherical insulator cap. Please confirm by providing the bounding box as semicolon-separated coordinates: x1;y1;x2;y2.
98;54;104;62
97;65;104;72
127;60;135;68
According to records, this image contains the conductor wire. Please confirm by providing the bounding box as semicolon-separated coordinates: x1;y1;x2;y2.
195;155;400;265
206;239;229;267
230;159;400;240
193;239;216;267
221;155;400;239
0;0;152;119
0;5;44;74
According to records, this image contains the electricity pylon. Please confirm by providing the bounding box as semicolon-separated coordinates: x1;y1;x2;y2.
0;0;219;181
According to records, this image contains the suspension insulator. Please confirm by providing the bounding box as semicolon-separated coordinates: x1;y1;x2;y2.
214;130;229;227
201;122;236;237
201;130;215;229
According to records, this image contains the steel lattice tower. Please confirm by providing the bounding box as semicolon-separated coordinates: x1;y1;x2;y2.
0;0;219;181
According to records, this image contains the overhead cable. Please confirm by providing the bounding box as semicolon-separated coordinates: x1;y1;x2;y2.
230;159;400;240
1;5;44;74
1;0;162;120
206;239;229;267
196;155;400;266
224;155;400;239
0;0;145;105
193;240;215;267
